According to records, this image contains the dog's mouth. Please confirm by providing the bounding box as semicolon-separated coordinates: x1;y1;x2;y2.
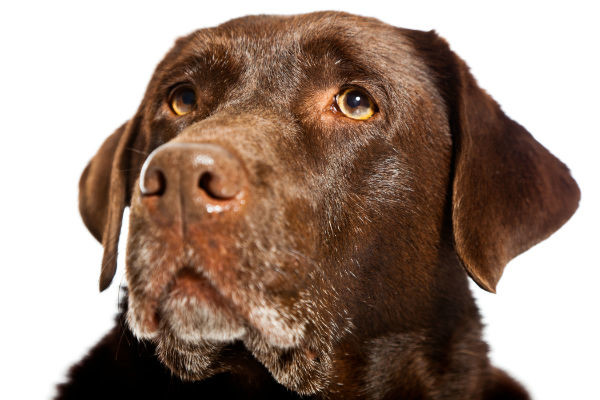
167;268;231;309
124;229;331;392
127;256;307;349
155;267;248;343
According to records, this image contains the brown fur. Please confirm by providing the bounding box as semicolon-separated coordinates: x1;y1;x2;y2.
61;11;579;399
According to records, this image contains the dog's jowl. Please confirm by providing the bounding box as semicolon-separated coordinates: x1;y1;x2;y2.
57;12;579;400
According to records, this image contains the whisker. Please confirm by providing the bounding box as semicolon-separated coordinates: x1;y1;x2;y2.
125;147;150;156
280;247;321;270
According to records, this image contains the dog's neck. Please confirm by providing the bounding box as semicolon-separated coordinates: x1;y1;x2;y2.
321;257;488;398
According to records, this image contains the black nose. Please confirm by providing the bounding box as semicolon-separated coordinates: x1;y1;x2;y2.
139;143;247;220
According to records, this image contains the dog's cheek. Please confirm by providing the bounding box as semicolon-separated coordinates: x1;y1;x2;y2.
124;232;163;339
125;193;182;339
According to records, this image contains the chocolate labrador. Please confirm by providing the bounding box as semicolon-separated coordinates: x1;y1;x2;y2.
56;11;579;400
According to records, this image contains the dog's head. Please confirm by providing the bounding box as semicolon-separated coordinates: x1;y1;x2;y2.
78;12;579;394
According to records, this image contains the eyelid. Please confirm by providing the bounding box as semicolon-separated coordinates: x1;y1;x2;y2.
168;83;195;99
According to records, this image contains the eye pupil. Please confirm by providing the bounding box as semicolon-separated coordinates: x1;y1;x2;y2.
180;90;195;105
346;91;364;109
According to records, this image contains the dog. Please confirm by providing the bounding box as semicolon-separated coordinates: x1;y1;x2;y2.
55;11;580;399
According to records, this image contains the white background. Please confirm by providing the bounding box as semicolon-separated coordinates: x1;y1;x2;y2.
1;1;598;399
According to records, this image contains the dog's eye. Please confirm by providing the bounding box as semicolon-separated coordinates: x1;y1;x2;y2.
335;87;377;120
169;86;196;116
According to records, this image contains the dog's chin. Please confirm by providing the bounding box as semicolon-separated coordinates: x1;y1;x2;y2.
153;306;332;396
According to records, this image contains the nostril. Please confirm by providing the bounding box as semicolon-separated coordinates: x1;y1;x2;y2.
141;168;166;196
198;171;238;200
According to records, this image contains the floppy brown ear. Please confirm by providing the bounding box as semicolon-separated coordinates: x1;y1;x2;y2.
79;118;140;291
407;30;580;292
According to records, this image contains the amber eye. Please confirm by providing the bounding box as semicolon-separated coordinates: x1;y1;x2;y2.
335;87;377;120
169;86;196;116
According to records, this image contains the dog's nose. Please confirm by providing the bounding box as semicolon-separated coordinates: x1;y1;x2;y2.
139;143;247;219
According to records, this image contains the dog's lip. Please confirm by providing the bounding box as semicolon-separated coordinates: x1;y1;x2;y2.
167;267;233;309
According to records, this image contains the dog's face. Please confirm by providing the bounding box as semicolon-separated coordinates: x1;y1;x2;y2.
78;12;579;395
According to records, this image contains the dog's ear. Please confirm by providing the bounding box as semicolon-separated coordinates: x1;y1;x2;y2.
79;117;141;291
406;30;580;292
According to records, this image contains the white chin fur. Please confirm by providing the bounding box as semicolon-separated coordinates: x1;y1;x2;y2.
161;295;246;343
129;292;304;349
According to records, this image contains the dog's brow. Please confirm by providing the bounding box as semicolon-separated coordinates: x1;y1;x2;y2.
158;50;240;89
297;35;389;83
